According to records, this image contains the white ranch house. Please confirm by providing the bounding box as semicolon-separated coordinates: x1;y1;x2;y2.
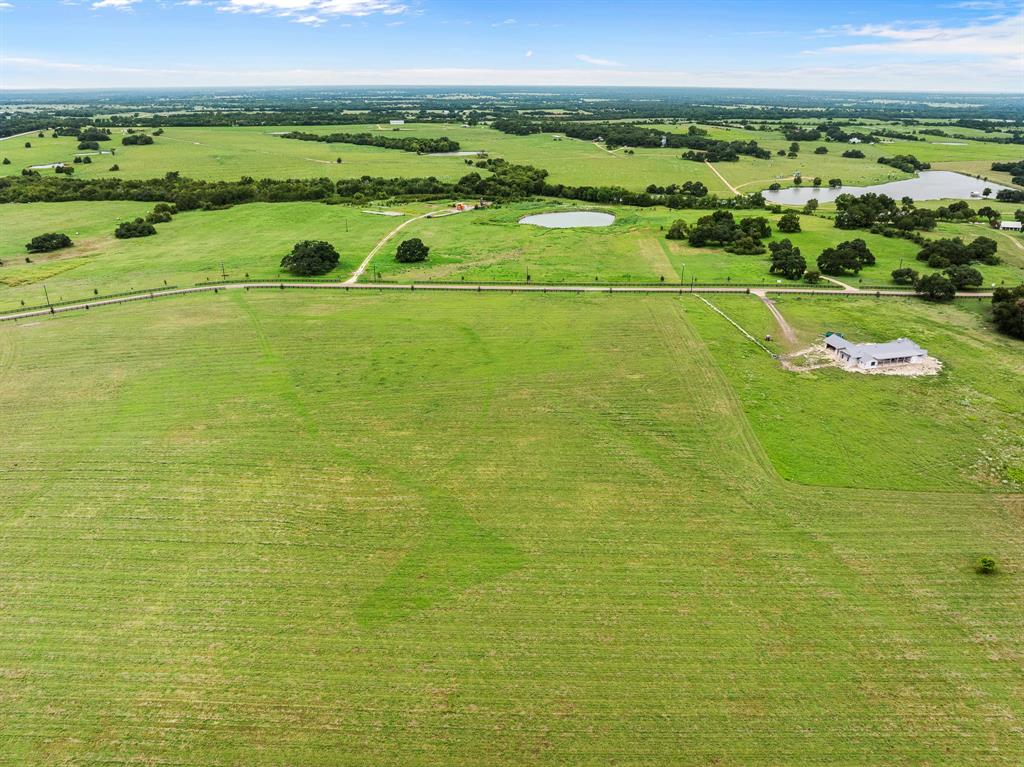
999;220;1022;231
824;334;927;369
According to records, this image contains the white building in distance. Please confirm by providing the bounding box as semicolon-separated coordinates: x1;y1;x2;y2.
999;220;1022;231
824;334;928;369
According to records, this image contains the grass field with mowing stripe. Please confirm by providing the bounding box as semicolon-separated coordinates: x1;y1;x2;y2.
0;290;1021;765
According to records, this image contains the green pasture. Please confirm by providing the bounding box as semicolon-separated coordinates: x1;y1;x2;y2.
0;201;415;311
2;199;1022;312
688;294;1024;490
0;290;1021;765
367;201;1024;287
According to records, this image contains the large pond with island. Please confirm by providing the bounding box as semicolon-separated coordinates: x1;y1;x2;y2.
762;170;1010;206
519;211;616;228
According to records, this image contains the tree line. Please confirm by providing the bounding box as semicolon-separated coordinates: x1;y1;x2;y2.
281;130;461;154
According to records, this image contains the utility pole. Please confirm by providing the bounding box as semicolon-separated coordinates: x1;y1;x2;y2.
680;263;685;285
220;261;227;279
43;284;51;308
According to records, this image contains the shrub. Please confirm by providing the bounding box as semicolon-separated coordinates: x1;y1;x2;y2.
914;273;955;302
723;236;766;255
1;158;9;165
281;239;340;275
814;146;828;154
395;237;430;263
777;212;801;233
891;267;918;285
146;210;173;224
25;232;73;253
803;270;821;284
944;264;983;290
122;134;155;146
976;557;996;574
665;219;689;240
842;149;865;159
991;284;1024;338
77;141;100;151
109;164;120;171
828;178;842;188
114;218;157;239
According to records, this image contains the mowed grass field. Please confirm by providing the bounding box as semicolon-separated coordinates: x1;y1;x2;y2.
0;290;1021;765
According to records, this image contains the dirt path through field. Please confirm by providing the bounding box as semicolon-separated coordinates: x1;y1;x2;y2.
752;290;797;346
347;205;471;284
705;161;740;195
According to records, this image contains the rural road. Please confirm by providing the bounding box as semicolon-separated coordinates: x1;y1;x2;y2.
0;280;994;325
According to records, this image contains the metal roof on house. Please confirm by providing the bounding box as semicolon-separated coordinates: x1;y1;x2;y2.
824;334;926;362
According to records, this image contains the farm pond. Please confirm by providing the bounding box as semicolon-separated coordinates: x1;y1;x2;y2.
519;211;616;228
762;171;1010;205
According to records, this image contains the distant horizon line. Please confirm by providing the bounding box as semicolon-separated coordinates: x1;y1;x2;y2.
1;84;1021;97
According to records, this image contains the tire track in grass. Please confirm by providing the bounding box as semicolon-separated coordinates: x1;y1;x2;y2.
231;291;319;437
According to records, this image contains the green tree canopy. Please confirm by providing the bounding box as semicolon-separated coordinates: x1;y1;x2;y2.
395;237;430;263
281;240;341;276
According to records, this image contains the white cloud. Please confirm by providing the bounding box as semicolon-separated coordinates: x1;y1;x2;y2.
92;0;141;8
0;2;14;9
809;13;1024;59
945;1;1006;8
217;0;406;20
525;49;533;58
576;53;623;67
490;17;515;26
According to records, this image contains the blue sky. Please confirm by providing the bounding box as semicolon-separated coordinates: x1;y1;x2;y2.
1;0;1022;92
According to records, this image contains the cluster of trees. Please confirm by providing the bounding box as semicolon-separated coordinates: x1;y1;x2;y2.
122;134;154;146
915;236;999;268
781;125;820;142
992;285;1024;338
281;130;460;154
817;239;875;275
281;240;340;276
842;149;866;159
768;239;806;280
395;238;429;263
818;124;877;143
897;264;986;291
489;118;772;159
114;218;157;238
991;160;1024;186
834;193;937;231
25;232;73;253
933;200;986;222
877;154;930;173
644;181;708;197
78;127;111;142
995;188;1024;203
667;211;773;254
77;140;100;150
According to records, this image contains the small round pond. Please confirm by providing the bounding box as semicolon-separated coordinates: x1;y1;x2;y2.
519;211;615;228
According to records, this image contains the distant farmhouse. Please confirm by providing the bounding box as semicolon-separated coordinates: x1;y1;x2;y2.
848;136;862;144
824;334;928;370
999;220;1022;231
389;119;405;126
